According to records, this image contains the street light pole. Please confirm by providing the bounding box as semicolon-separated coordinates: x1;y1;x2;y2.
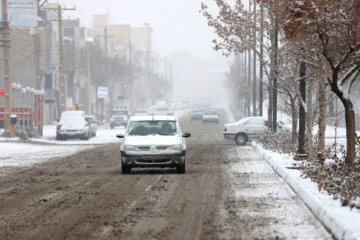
2;0;11;137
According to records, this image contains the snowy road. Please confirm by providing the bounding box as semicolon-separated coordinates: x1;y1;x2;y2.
0;110;332;239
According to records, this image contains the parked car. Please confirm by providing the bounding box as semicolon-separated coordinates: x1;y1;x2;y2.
85;115;97;137
190;109;204;121
202;109;219;124
116;115;191;174
223;117;267;145
110;108;129;129
56;111;92;140
223;117;291;145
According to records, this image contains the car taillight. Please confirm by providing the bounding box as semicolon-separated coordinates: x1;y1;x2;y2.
224;128;227;132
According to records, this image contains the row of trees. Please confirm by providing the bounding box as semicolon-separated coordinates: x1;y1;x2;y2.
201;0;360;165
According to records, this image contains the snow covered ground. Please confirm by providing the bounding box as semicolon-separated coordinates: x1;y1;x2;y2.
253;143;360;240
0;143;92;168
224;108;360;239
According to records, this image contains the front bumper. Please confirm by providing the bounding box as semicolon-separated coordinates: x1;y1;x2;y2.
121;150;186;168
57;130;86;137
203;118;218;122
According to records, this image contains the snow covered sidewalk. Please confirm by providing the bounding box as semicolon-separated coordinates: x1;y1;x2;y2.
0;142;92;169
252;142;360;240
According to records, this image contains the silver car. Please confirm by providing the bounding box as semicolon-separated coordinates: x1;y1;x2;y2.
116;115;191;174
56;111;92;140
224;117;291;145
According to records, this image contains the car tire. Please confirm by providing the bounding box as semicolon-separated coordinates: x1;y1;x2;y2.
121;163;131;174
235;133;248;145
56;135;62;141
81;134;89;140
177;162;185;174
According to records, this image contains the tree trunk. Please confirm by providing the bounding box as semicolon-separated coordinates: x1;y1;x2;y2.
291;98;298;144
268;78;273;130
306;79;314;160
344;101;355;166
317;65;326;161
327;70;355;166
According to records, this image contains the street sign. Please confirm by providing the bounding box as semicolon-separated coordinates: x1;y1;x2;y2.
0;89;3;96
97;87;108;99
0;0;38;27
45;98;56;104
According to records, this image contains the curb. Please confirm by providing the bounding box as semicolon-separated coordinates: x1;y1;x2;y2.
252;141;360;240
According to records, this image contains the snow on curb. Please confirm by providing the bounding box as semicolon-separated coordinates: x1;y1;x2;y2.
252;141;360;240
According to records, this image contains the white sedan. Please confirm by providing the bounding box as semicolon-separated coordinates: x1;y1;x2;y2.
116;115;191;174
223;117;291;145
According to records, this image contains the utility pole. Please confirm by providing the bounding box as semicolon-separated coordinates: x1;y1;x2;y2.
2;0;11;137
35;0;41;90
96;27;112;124
252;1;257;116
272;28;278;132
43;5;76;113
57;5;66;113
259;3;264;116
247;0;251;117
87;48;92;115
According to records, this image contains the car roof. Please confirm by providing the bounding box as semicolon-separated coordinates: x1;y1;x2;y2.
130;115;177;121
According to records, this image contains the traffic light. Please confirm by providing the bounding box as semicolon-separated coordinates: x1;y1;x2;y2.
0;89;4;96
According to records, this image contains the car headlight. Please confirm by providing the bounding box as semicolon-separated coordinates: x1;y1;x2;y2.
168;144;183;151
124;145;137;152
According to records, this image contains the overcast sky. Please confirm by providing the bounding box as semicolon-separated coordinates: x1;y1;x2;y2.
54;0;227;61
52;0;230;104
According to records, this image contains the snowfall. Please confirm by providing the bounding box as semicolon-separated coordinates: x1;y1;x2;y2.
0;110;359;240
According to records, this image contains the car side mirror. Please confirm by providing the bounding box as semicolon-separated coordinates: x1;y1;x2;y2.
116;134;124;139
182;133;191;138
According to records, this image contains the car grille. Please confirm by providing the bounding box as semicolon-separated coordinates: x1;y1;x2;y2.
136;159;171;164
136;146;169;151
156;146;168;150
138;147;150;151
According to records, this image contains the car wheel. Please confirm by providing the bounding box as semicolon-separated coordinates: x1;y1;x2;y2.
235;133;248;145
121;163;131;174
81;134;89;140
177;162;185;174
56;135;62;141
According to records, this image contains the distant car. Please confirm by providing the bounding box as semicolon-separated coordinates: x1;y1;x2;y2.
190;109;204;121
56;111;92;140
202;109;219;124
85;115;97;137
134;109;148;116
110;108;129;129
224;117;291;145
116;115;191;174
148;106;174;116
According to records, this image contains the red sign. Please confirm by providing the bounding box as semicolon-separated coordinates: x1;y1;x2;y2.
0;89;4;96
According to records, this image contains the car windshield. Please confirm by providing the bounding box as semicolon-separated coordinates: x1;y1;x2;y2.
128;120;177;136
60;112;85;123
204;111;216;115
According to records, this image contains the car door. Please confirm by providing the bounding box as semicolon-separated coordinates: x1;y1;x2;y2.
244;118;266;138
